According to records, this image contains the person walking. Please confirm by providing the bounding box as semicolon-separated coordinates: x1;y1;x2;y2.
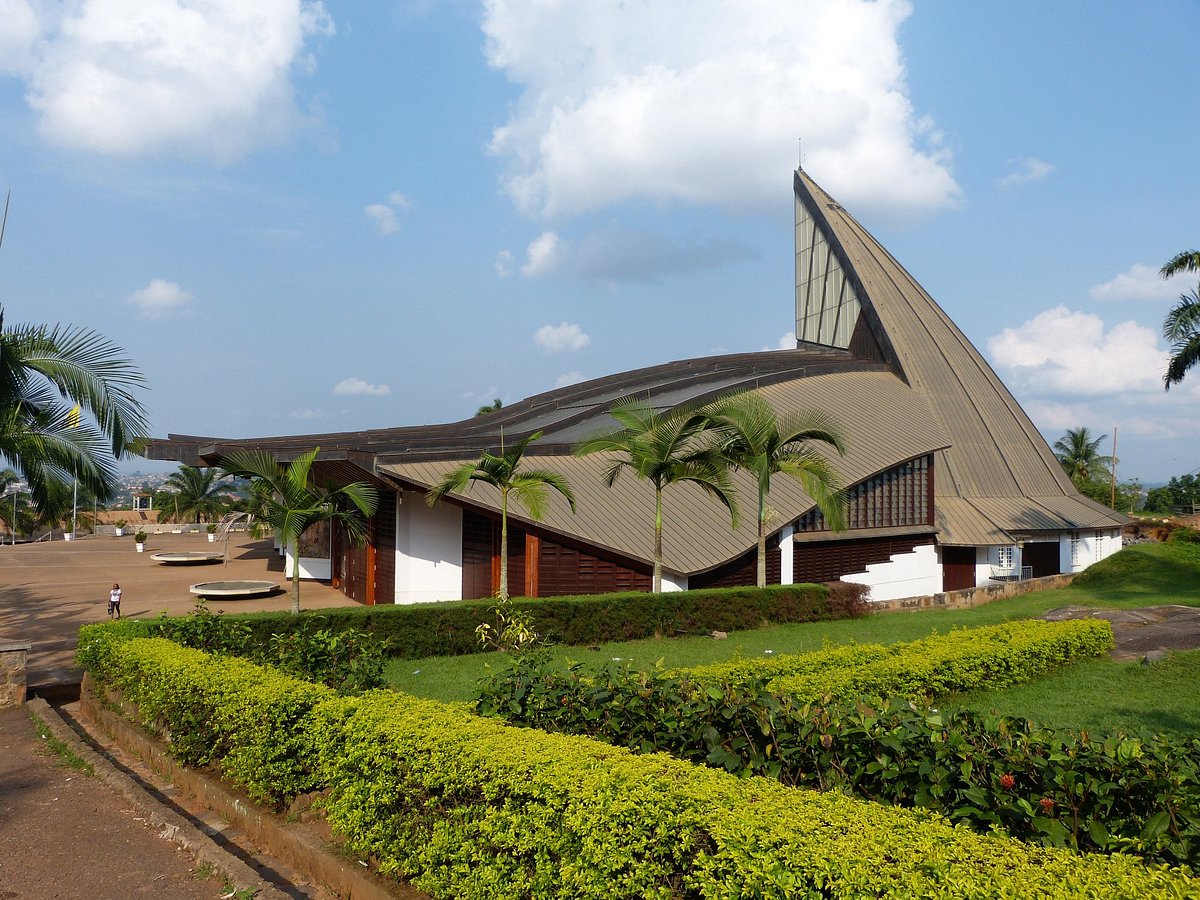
107;583;122;619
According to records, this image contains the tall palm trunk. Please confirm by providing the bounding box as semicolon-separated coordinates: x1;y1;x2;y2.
756;484;767;588
290;539;302;614
653;486;663;592
499;488;509;600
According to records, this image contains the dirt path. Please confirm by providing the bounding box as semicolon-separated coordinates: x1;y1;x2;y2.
0;704;226;900
1041;605;1200;659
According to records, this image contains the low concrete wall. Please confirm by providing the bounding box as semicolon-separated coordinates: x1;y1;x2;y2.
0;642;30;708
871;573;1077;613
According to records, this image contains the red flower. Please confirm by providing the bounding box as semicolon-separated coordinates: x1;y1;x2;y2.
1039;797;1055;812
999;773;1015;790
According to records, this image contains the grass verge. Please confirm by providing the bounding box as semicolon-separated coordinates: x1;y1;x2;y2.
30;712;95;776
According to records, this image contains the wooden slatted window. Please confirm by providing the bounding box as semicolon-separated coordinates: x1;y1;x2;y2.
795;454;934;533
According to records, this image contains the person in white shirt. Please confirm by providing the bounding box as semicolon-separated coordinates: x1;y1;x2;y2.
107;583;122;620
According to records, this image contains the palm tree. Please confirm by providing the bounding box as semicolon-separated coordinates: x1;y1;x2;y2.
705;392;847;587
1052;427;1114;482
426;430;575;601
575;397;738;593
1163;285;1200;391
1161;250;1200;390
220;448;379;614
1161;250;1200;278
0;307;148;513
160;465;232;523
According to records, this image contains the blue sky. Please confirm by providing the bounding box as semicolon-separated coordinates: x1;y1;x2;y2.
1;0;1196;483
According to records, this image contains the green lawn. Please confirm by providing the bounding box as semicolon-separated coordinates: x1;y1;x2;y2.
384;541;1200;727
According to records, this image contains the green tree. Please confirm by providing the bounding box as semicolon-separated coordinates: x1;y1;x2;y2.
1160;250;1200;279
0;307;148;513
160;465;233;523
1052;427;1114;482
1143;474;1200;514
427;430;575;601
475;399;503;416
220;448;379;614
575;397;738;593
1161;250;1200;390
705;392;848;587
1163;285;1200;390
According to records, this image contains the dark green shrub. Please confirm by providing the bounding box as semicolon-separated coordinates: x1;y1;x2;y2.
266;620;387;694
1167;525;1200;544
79;607;387;694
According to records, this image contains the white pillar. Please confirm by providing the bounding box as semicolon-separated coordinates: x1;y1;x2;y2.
779;524;795;585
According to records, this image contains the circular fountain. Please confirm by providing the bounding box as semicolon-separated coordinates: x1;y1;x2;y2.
189;580;280;599
151;551;224;565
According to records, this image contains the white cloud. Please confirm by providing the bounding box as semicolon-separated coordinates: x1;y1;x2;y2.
997;157;1054;188
987;306;1167;397
555;371;586;387
483;0;959;221
764;331;797;351
534;322;590;353
4;0;332;162
494;249;514;278
332;377;391;397
128;279;192;318
364;203;399;235
520;224;758;281
364;190;411;235
1090;263;1188;302
521;231;560;277
290;408;323;420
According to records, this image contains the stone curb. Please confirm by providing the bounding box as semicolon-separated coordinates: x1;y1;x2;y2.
77;678;423;900
26;696;289;900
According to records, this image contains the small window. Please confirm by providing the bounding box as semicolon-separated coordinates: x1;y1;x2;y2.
1070;534;1081;567
997;545;1014;569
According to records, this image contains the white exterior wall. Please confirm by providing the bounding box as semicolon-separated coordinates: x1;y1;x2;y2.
840;543;941;602
778;525;795;584
661;572;688;592
974;545;995;586
1062;527;1124;574
286;541;331;581
393;493;463;604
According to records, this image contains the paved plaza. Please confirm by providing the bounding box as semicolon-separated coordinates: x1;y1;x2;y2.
0;532;360;692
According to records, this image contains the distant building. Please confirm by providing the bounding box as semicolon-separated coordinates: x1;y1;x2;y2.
146;169;1125;604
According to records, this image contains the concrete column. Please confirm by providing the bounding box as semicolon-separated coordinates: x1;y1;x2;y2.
0;641;31;708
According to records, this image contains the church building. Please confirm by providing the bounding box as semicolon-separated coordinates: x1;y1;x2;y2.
147;169;1126;604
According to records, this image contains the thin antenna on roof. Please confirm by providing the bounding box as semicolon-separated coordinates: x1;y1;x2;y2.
797;138;802;170
0;190;9;253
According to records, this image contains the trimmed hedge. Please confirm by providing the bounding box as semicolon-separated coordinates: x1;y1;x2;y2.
770;619;1115;703
76;632;335;804
86;580;870;660
78;634;1198;898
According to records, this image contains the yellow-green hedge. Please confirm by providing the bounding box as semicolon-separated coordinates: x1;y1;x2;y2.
79;632;1196;899
677;619;1115;703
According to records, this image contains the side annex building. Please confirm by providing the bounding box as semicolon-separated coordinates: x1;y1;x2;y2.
147;169;1126;605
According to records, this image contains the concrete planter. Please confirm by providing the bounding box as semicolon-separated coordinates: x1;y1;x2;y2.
135;542;145;553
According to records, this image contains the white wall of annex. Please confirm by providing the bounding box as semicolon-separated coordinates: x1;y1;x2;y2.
841;543;940;602
394;494;462;604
